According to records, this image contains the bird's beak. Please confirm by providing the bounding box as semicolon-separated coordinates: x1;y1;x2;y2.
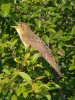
11;26;16;28
13;20;19;25
11;21;19;29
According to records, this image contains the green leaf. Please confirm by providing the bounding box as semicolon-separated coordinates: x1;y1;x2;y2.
35;19;42;29
45;94;51;100
14;57;21;63
47;28;56;33
2;34;9;41
32;83;39;93
35;76;45;80
71;26;75;34
3;69;11;75
0;77;9;84
15;87;25;96
9;74;18;83
39;84;50;90
23;92;28;98
58;41;65;48
31;53;40;64
47;82;60;90
24;53;30;60
1;3;11;17
10;39;18;47
0;47;4;53
0;42;8;47
42;35;49;44
11;95;17;100
69;65;75;71
35;64;43;68
44;70;51;76
18;72;32;82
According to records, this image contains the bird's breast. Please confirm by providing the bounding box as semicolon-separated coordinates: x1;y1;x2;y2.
19;32;30;48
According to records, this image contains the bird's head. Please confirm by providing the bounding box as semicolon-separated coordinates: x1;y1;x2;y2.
11;21;31;34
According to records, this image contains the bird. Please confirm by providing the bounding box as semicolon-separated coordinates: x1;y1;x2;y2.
12;22;62;77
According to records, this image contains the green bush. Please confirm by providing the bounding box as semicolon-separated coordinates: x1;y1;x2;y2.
0;0;75;99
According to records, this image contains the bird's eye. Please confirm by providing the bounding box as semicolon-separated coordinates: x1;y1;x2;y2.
20;24;23;27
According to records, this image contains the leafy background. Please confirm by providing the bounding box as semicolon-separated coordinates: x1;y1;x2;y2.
0;0;75;100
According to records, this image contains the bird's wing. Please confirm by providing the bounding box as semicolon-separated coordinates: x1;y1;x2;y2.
29;33;62;76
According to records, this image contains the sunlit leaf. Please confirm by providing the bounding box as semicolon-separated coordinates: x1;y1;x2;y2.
45;94;51;100
11;95;17;100
35;64;43;68
32;83;39;93
31;53;40;64
42;35;49;44
58;41;65;48
1;3;11;17
39;84;50;90
35;19;43;29
18;72;32;82
69;65;75;71
14;57;21;63
47;28;56;33
24;53;30;60
35;76;45;80
15;87;25;96
71;26;75;34
0;77;9;84
9;74;18;83
3;69;11;75
23;92;28;98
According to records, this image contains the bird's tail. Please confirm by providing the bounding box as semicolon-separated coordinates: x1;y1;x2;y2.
47;56;62;77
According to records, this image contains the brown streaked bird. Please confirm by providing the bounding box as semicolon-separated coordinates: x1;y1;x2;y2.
12;22;62;76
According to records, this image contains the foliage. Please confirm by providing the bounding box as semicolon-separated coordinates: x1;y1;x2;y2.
0;0;75;99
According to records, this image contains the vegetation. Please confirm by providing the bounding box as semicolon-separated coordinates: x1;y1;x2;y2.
0;0;75;99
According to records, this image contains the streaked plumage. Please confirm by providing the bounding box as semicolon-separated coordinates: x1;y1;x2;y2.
14;22;62;76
